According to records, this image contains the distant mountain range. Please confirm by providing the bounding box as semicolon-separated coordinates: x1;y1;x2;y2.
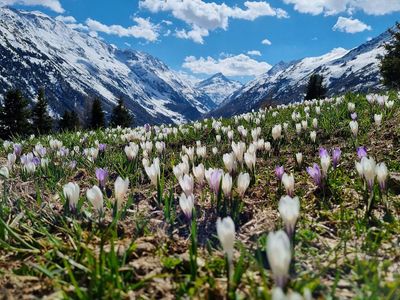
0;7;393;124
211;30;391;117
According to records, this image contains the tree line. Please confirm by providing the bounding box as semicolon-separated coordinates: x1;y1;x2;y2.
0;88;133;139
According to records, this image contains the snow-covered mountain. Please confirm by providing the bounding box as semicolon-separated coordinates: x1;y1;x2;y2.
0;7;214;124
195;73;242;105
212;30;391;117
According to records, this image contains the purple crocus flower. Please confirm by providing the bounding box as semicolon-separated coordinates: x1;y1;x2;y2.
357;146;367;159
350;112;357;120
332;148;341;169
13;144;22;156
98;144;106;152
144;123;151;132
275;166;284;181
32;157;41;166
95;168;108;188
319;147;329;158
38;147;47;157
209;169;223;195
59;147;69;157
306;163;322;188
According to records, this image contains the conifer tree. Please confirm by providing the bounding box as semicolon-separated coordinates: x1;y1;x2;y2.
90;98;105;129
305;74;327;100
0;89;31;139
110;97;133;128
32;88;53;135
59;110;80;132
380;22;400;89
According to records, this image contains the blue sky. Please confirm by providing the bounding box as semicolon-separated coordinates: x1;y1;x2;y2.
4;0;400;82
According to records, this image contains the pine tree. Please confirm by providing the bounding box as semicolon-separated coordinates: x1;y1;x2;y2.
59;110;80;132
380;22;400;89
0;89;31;139
32;88;53;135
110;97;133;128
90;98;105;129
305;74;327;100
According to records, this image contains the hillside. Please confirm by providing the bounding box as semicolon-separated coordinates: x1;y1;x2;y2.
0;91;399;299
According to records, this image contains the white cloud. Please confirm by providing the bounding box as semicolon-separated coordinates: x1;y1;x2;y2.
283;0;400;16
55;15;76;23
139;0;288;43
247;50;262;56
261;38;272;45
0;0;64;12
182;54;272;77
85;17;159;42
333;16;371;33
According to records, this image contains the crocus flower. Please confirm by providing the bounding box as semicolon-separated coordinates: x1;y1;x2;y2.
63;182;80;211
114;176;130;208
223;152;236;173
222;173;233;197
272;124;282;141
282;173;295;197
374;114;382;127
349;121;358;137
13;144;22;156
98;143;106;152
375;162;388;192
357;146;367;159
95;168;108;188
145;158;160;186
0;166;9;179
86;185;103;214
193;163;205;185
351;112;357;120
216;216;235;263
179;174;194;196
295;153;303;166
278;196;300;239
179;193;194;220
209;169;223;195
361;157;376;190
237;172;250;197
275;166;284;181
332;148;341;169
306;163;322;188
310;131;317;143
267;230;291;288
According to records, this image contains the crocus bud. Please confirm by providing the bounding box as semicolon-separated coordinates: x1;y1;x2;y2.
179;174;194;196
0;166;9;179
145;158;160;186
179;193;194;220
114;176;129;208
237;172;250;197
222;173;233;197
193;163;205;185
223;152;236;173
310;131;316;143
216;216;235;263
272;124;282;141
374;114;382;127
278;196;300;239
86;185;103;213
332;148;341;168
95;168;108;188
361;157;376;190
275;166;284;181
348;102;355;112
349;121;358;137
244;150;256;171
357;146;367;159
295;153;302;166
375;162;388;191
320;154;331;178
282;173;295;197
267;230;291;288
63;182;80;211
307;163;322;188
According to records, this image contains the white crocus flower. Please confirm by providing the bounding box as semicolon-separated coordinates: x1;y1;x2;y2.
179;174;194;196
216;216;235;263
222;173;233;197
63;182;80;210
278;196;300;239
179;193;195;220
282;173;295;197
237;172;250;197
86;185;104;213
114;176;130;208
267;230;292;288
